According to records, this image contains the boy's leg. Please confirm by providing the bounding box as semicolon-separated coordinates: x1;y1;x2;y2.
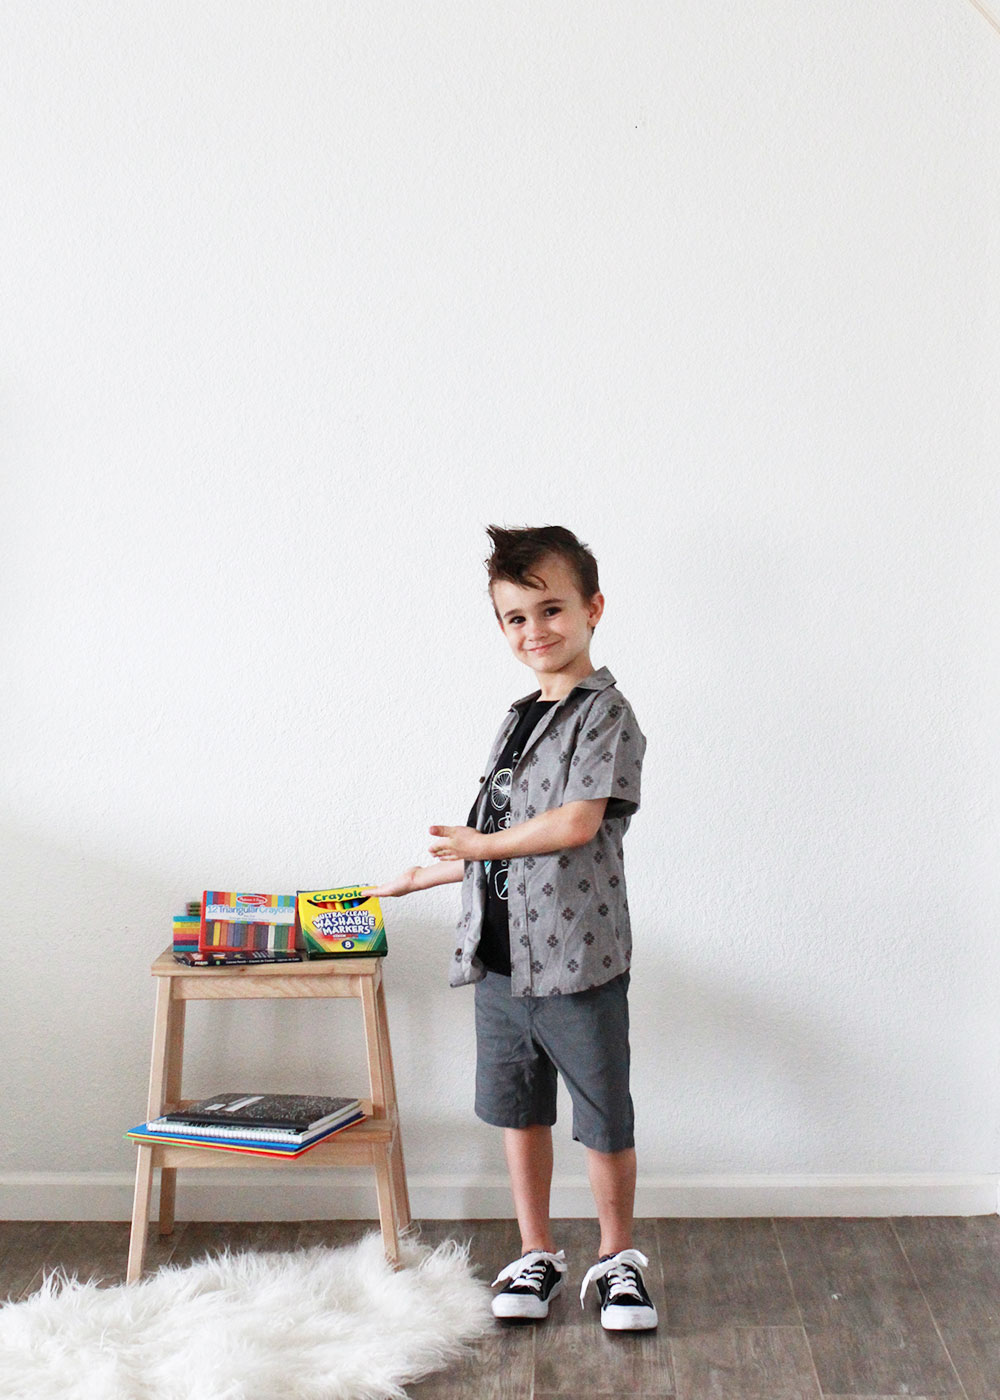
585;1144;637;1257
474;973;565;1319
493;1122;567;1320
523;975;656;1330
504;1124;557;1253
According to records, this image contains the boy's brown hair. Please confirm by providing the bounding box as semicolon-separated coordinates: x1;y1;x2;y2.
484;525;600;620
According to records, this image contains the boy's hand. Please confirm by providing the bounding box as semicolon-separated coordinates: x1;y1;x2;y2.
360;860;465;895
359;868;423;898
427;825;486;861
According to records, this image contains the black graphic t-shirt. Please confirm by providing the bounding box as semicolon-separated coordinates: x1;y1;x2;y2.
472;698;557;976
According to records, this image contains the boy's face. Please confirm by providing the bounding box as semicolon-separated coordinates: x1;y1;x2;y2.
492;553;604;686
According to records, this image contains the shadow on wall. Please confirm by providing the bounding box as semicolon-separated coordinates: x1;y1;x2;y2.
629;927;901;1172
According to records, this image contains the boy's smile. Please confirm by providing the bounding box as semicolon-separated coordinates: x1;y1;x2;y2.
492;553;605;701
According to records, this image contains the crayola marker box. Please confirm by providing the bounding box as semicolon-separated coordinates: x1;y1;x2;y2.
296;887;388;959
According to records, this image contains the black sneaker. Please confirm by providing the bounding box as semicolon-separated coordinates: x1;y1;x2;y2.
579;1248;658;1330
491;1248;567;1320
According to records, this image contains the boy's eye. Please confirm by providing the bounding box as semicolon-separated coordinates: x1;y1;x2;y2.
508;607;560;626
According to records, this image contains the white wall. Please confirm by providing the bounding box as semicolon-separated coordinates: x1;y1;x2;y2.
2;1;998;1221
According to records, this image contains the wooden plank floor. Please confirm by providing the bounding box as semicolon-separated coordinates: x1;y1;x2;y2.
2;1216;999;1399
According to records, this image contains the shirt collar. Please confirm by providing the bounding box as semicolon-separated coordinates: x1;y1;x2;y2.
510;664;617;712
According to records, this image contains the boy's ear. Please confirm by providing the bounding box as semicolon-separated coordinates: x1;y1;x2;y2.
588;591;605;627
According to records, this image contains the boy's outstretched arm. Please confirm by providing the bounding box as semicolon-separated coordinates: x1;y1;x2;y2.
427;797;608;863
361;860;464;899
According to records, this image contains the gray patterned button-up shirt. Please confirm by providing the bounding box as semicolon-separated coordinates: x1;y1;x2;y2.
449;665;646;998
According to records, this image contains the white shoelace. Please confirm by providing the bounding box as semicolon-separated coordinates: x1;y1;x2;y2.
578;1248;650;1307
492;1249;568;1291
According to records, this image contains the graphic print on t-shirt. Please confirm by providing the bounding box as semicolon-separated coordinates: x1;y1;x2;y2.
490;767;513;811
476;696;557;977
483;776;513;900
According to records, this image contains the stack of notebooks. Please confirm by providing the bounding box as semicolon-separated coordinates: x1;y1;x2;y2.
126;1092;365;1159
172;888;388;967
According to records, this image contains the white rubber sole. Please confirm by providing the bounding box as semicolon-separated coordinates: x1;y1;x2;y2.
492;1277;564;1320
600;1302;659;1330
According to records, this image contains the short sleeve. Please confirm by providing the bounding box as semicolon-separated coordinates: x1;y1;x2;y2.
562;695;646;819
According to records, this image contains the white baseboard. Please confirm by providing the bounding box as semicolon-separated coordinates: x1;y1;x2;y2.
0;1172;996;1221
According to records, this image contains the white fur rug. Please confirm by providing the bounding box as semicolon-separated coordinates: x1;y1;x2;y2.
0;1232;494;1400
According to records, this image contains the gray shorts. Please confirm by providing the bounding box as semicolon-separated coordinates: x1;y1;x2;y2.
473;970;634;1153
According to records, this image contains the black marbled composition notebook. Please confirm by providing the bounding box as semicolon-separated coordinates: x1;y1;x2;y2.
157;1092;361;1132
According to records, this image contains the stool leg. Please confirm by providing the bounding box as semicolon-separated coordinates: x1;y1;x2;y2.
127;976;173;1281
158;998;186;1236
360;976;388;1117
127;1145;154;1282
158;1169;177;1238
389;1134;411;1230
362;972;411;1245
373;1145;401;1268
375;977;411;1226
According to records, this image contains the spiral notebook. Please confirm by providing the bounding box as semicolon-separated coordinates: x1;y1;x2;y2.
125;1111;365;1158
153;1092;361;1135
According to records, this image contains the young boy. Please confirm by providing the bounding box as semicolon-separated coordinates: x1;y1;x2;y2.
364;524;655;1331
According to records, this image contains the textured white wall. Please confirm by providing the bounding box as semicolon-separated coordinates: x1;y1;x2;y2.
2;1;998;1219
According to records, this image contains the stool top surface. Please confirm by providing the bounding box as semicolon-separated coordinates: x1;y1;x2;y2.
151;947;385;979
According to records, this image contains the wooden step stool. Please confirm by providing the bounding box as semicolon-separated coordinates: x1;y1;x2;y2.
127;948;410;1282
